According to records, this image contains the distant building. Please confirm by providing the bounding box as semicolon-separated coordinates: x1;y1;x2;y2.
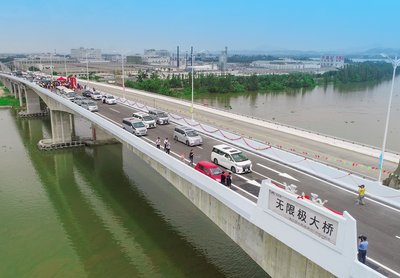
126;55;143;64
218;47;228;71
143;55;170;66
71;47;102;61
102;53;121;62
320;55;345;68
251;59;321;70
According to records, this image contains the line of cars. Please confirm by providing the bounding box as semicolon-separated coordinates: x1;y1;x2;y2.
60;88;117;112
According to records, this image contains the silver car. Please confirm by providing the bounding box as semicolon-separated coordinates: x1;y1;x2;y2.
148;109;169;125
132;112;156;128
173;126;202;146
81;100;98;112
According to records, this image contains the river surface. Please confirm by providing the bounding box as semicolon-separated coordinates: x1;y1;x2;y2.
194;76;400;152
0;109;267;277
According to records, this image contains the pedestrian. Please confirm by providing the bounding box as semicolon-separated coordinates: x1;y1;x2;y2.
356;184;366;205
165;141;171;154
220;171;226;185
357;235;368;264
189;149;194;166
164;138;169;150
226;172;232;188
156;137;161;149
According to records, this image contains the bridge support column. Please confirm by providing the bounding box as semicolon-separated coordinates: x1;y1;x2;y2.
50;110;74;144
25;86;41;114
17;84;24;107
90;123;117;144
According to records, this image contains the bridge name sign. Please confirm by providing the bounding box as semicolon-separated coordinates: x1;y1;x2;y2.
268;189;338;245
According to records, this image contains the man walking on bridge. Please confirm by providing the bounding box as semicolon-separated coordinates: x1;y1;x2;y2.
356;184;366;205
189;149;194;166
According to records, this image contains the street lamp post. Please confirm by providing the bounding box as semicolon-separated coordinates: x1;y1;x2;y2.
64;54;68;77
50;53;53;80
378;54;400;183
191;53;194;120
121;53;126;99
86;53;89;86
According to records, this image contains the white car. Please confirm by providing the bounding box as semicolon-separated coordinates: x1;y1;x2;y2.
211;144;252;174
91;92;102;100
102;95;117;105
132;112;156;128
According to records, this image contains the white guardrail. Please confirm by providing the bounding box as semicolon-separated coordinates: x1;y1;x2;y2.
1;74;386;277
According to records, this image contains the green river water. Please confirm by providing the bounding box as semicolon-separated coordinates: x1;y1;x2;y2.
0;109;267;278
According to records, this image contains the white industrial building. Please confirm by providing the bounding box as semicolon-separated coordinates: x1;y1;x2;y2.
251;59;321;70
71;47;102;61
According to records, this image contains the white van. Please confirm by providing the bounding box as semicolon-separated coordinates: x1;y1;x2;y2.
148;109;169;125
62;88;76;101
122;117;147;136
211;144;252;174
132;112;156;128
173;126;202;146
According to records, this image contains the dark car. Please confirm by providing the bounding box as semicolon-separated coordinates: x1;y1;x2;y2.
82;90;92;97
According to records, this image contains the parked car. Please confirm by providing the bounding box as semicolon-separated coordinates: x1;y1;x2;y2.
194;161;224;182
82;90;92;97
132;112;156;128
148;109;169;125
210;144;252;174
122;117;147;136
81;100;98;112
91;91;102;100
73;96;86;106
173;126;202;146
102;95;117;105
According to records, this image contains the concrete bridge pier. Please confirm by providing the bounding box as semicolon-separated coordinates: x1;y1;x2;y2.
90;123;117;145
2;79;12;93
50;110;74;144
23;86;42;113
17;84;24;107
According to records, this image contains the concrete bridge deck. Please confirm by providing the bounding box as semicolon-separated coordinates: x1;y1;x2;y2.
81;80;399;181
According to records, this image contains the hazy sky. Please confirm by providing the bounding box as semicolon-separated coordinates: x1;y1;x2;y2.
1;0;399;54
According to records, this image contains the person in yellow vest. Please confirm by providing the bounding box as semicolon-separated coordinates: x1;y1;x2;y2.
357;184;366;205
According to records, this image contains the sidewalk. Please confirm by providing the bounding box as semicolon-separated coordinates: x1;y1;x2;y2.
85;80;399;181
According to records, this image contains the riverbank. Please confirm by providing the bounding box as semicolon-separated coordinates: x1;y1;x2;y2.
0;81;19;107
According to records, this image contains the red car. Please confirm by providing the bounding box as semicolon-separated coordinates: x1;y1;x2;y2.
194;161;224;182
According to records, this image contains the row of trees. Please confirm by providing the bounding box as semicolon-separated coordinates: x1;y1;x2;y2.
125;70;316;97
321;62;397;83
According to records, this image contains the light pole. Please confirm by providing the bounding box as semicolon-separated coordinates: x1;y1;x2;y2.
86;52;89;86
64;54;68;77
378;54;400;183
50;53;53;80
121;53;126;99
191;52;194;120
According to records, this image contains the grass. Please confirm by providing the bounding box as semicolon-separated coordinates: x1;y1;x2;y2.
0;95;19;107
0;83;19;107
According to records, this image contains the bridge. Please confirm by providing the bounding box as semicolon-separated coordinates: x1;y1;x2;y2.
1;73;399;277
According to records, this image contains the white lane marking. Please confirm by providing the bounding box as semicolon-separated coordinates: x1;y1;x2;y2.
196;146;203;149
109;108;120;113
231;184;259;199
251;170;286;187
367;257;400;277
396;236;400;240
257;163;299;182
